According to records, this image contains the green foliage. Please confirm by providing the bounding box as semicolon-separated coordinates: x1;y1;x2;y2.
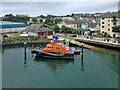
19;38;29;41
55;19;61;24
104;32;107;36
32;18;38;23
54;24;60;32
3;14;30;25
61;25;73;33
97;31;101;34
3;39;15;43
39;19;43;23
48;22;53;26
39;15;47;18
44;14;55;25
30;37;39;41
71;35;77;37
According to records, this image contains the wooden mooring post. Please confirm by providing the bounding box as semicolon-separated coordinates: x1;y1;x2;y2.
81;43;84;60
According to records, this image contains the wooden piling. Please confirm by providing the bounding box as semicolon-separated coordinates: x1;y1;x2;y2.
81;43;84;60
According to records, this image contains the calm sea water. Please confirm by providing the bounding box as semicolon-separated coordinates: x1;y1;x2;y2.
2;46;120;88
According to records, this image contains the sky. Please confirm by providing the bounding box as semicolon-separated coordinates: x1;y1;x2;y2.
1;0;120;17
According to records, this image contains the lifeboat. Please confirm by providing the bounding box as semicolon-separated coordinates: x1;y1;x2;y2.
31;35;80;59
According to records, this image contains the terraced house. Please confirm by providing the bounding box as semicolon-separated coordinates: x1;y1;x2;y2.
58;20;89;29
100;11;120;38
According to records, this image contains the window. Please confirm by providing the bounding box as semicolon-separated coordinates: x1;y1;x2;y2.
108;29;110;31
52;47;53;49
102;31;104;33
102;18;104;20
48;47;49;48
58;47;59;49
108;24;110;26
102;22;104;24
56;47;57;49
113;34;116;38
113;22;116;25
108;20;110;22
102;26;104;28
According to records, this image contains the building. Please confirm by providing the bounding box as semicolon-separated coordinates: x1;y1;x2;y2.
100;11;120;38
88;23;100;32
73;29;91;35
57;20;89;29
0;21;26;33
27;17;46;25
23;24;53;37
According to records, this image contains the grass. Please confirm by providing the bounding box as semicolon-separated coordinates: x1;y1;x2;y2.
71;35;77;37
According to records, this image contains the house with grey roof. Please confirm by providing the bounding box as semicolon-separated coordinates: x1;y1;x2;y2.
57;20;90;30
88;23;100;32
23;24;53;37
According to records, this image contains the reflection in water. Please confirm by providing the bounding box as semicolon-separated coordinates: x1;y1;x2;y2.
2;46;119;88
24;58;27;67
92;49;119;74
34;56;74;71
81;59;84;72
34;55;85;73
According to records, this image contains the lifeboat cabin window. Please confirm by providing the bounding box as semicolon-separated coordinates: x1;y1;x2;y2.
52;47;53;49
56;47;59;49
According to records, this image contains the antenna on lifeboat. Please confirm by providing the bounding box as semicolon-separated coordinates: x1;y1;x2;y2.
52;35;59;43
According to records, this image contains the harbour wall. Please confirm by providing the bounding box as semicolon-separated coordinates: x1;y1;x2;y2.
75;38;120;51
2;40;50;47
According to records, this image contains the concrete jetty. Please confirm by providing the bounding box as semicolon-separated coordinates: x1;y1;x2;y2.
47;35;104;51
47;35;120;51
75;37;120;51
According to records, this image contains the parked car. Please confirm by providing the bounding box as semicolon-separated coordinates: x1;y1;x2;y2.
109;39;116;43
84;35;91;39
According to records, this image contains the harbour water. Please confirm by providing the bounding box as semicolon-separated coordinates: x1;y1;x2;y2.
2;46;120;88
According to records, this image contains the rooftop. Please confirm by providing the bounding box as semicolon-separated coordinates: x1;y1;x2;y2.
88;23;97;28
101;11;120;18
0;21;26;28
0;21;26;25
64;20;89;24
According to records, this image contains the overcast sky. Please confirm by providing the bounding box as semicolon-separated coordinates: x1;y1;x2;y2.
1;0;120;17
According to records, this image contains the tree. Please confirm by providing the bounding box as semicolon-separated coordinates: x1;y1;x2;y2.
39;15;46;18
39;19;43;23
32;18;38;23
45;16;53;25
3;14;30;25
104;32;108;37
48;22;53;26
55;19;61;24
61;25;68;31
61;25;73;33
3;14;14;21
72;13;74;17
54;24;60;32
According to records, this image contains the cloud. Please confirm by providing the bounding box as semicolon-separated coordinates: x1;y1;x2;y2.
1;2;118;17
1;0;120;2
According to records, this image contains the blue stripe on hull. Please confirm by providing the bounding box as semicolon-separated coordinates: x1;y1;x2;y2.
37;53;74;57
32;49;74;59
